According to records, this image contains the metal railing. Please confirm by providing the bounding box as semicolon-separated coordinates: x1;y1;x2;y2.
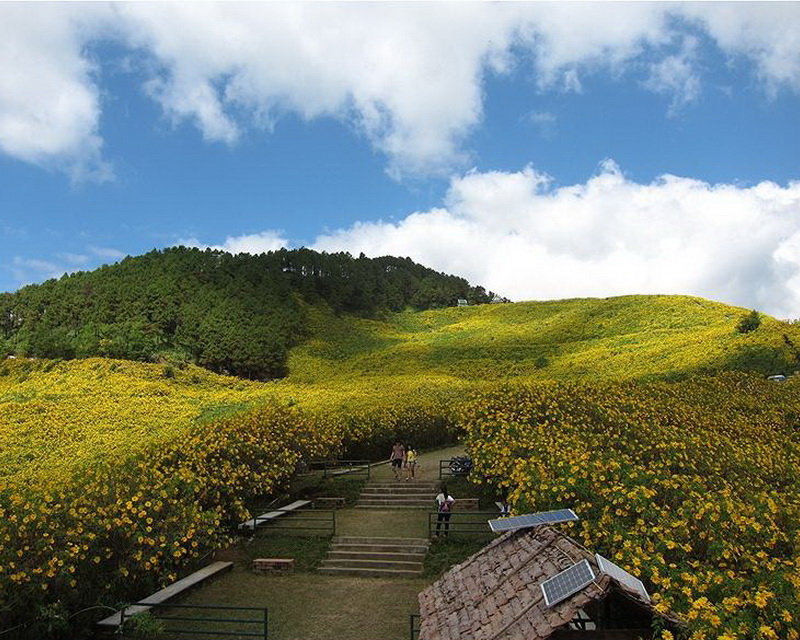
427;511;498;539
119;603;268;639
321;459;371;479
409;613;421;640
253;508;336;536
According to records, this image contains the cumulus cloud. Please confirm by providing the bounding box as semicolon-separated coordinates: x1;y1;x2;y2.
0;3;798;180
117;2;517;177
6;244;126;289
179;230;288;255
88;245;127;260
10;256;68;285
312;162;800;319
644;37;702;115
681;3;800;94
0;4;113;182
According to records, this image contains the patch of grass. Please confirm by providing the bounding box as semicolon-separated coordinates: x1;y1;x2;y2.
293;475;368;506
241;534;330;572
423;537;489;579
335;509;429;539
169;568;428;640
440;469;506;510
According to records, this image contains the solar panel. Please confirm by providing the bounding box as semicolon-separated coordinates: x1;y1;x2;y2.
488;508;578;533
595;554;650;604
541;559;596;607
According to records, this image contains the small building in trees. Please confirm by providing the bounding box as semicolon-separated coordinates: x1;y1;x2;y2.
417;525;680;640
457;299;469;307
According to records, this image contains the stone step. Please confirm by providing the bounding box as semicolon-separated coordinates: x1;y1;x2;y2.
327;550;425;563
331;542;429;554
360;494;435;500
361;487;436;495
354;504;433;510
356;496;435;508
332;535;429;546
317;566;424;579
366;482;439;489
320;558;424;571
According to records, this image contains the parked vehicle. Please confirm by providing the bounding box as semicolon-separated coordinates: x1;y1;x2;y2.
449;455;473;475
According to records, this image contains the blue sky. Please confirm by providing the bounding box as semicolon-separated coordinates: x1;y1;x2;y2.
1;2;799;317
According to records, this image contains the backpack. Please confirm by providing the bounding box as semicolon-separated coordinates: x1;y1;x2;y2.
439;498;451;513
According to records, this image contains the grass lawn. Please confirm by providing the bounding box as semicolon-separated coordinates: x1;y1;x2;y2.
335;508;429;539
162;568;428;640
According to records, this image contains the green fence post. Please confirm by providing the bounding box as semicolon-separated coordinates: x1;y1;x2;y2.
264;607;268;640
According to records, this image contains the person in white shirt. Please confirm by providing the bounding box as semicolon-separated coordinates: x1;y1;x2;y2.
435;485;455;536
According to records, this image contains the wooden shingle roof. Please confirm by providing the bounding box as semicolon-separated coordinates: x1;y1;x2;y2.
418;525;659;640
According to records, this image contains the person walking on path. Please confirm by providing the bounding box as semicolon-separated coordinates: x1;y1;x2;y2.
390;441;405;480
405;445;418;481
435;485;455;537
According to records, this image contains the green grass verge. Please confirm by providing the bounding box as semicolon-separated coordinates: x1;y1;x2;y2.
423;537;491;579
241;534;330;572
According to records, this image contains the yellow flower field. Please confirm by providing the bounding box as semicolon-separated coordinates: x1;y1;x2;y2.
3;293;800;638
462;373;800;639
0;357;463;636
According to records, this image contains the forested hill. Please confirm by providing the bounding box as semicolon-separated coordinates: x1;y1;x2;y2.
0;247;495;378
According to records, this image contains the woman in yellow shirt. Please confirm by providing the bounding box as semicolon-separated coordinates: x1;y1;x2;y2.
405;445;418;480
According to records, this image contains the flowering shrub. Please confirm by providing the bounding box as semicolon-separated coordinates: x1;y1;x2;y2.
0;359;461;636
462;373;800;640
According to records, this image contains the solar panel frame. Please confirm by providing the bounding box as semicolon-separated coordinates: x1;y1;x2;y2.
541;559;596;607
595;554;650;604
488;508;578;533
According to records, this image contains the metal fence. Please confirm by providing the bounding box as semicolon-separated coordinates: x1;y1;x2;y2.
119;603;268;639
409;613;421;640
252;508;336;536
427;511;498;539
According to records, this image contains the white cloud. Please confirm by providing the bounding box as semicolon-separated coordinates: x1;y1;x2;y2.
58;252;90;266
527;111;558;140
644;37;702;115
0;4;113;182
10;256;66;285
116;2;518;177
179;230;288;255
680;3;800;94
88;245;126;260
0;3;798;180
5;244;126;290
312;163;800;319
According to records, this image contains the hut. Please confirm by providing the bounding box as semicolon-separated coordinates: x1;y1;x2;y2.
418;525;680;640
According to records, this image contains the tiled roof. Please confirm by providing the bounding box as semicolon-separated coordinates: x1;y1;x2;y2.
418;526;646;640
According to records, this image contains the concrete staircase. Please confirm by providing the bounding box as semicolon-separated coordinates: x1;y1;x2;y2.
318;536;430;578
356;480;439;509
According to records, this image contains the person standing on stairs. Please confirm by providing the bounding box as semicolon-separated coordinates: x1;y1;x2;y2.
390;441;405;480
405;445;418;481
435;485;455;536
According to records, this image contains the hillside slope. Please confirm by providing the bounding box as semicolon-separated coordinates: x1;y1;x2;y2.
0;247;493;379
288;294;800;382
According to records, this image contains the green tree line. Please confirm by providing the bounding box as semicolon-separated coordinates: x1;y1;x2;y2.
0;247;494;378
